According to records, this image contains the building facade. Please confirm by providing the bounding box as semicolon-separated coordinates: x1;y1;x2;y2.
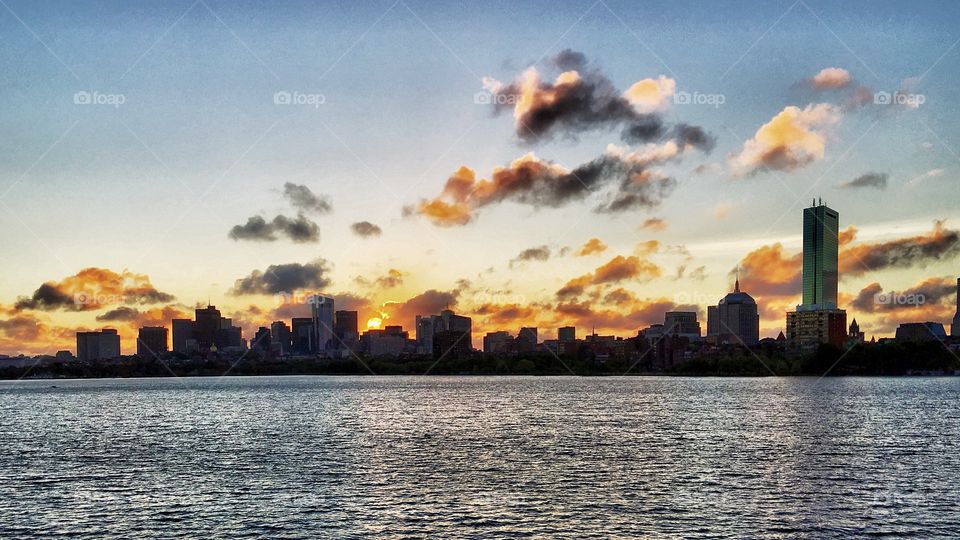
310;295;335;353
137;326;168;356
802;202;840;309
706;279;759;345
77;329;121;361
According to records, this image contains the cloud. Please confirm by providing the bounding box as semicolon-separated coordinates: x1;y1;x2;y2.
905;168;945;189
575;238;607;257
730;103;841;176
841;220;960;275
852;277;957;316
837;172;888;189
510;245;551;267
228;214;320;243
809;67;853;90
482;50;705;146
712;201;737;219
282;182;332;214
737;243;803;297
231;259;333;295
557;255;662;299
356;269;405;289
350;221;382;238
623;75;676;113
14;268;175;312
640;217;667;231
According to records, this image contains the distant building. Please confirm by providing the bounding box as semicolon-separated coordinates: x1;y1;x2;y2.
270;321;292;355
310;295;335;353
706;279;759;345
664;311;701;340
291;317;314;355
849;319;865;344
194;305;221;351
362;325;408;357
787;201;847;350
417;309;472;358
896;322;947;342
517;327;538;352
334;310;359;341
137;326;168;356
483;331;513;354
252;327;272;352
558;326;576;341
952;278;960;337
171;319;195;353
786;309;847;350
77;329;121;361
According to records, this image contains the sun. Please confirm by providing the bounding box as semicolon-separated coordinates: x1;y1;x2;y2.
366;317;382;329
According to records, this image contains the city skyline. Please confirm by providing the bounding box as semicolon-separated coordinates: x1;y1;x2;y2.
2;0;960;356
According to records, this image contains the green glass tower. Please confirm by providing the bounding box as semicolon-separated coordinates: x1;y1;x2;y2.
801;201;839;310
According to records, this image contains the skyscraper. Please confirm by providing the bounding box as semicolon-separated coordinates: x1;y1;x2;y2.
194;305;221;351
801;201;839;310
77;329;121;361
788;200;846;350
171;318;196;353
707;279;759;345
310;295;335;352
137;326;168;356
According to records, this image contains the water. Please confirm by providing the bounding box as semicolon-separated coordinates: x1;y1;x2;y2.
0;376;958;539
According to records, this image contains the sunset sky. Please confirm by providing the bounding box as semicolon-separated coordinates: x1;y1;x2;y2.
2;0;959;355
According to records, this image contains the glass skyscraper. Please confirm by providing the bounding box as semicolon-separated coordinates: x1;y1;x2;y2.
801;202;839;310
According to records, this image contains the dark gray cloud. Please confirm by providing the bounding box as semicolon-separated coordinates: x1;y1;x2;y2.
837;172;888;189
283;183;332;214
852;278;957;312
95;306;141;322
672;124;716;152
510;245;551;267
350;221;382;238
14;283;76;311
229;214;320;243
231;259;333;295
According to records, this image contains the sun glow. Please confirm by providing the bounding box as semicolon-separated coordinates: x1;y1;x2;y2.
366;317;382;329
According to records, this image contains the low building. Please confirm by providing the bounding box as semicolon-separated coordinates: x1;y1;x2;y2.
895;322;947;342
786;309;847;350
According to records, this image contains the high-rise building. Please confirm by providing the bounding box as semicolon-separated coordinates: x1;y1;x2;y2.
271;321;292;355
310;295;335;352
137;326;168;356
194;305;221;351
415;315;435;355
517;327;538;352
558;326;576;341
788;201;847;350
483;331;513;354
252;327;272;352
706;279;759;345
77;329;121;361
171;319;195;353
334;310;359;341
952;278;960;337
291;317;315;354
663;312;702;341
801;201;840;310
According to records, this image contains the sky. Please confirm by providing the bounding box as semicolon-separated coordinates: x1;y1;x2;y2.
1;0;959;355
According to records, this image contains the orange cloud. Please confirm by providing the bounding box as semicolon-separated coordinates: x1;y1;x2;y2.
840;220;960;275
640;217;667;231
730;103;841;176
576;238;608;257
14;268;174;312
810;67;853;89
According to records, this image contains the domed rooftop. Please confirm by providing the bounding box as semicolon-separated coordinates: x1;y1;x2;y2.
719;279;756;305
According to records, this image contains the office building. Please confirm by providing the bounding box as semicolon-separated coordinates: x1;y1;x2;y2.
663;312;701;341
558;326;576;342
77;329;121;361
271;321;292;355
137;326;168;356
171;319;196;353
194;305;221;351
706;279;759;345
291;317;315;354
415;315;435;355
417;309;472;357
310;295;335;352
787;201;847;350
801;200;840;309
252;327;272;352
335;310;359;341
483;331;513;354
517;327;538;352
895;322;947;342
362;325;409;357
